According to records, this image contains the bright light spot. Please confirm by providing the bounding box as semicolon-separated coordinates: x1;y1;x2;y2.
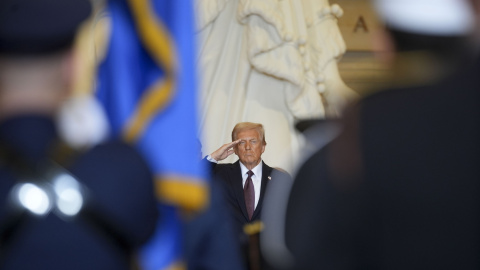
53;173;83;216
17;183;51;215
53;173;79;194
56;188;83;216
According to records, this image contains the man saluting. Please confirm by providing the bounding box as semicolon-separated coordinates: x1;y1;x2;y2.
205;122;290;270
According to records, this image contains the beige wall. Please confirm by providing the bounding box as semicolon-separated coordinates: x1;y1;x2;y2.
332;0;382;51
331;0;390;95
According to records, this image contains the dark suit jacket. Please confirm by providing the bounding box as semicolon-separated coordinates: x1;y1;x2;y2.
286;57;480;269
210;160;276;235
207;159;289;268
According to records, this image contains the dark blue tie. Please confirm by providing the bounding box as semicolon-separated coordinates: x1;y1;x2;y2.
244;170;255;220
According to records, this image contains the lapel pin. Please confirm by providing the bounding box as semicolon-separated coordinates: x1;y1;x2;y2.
268;176;271;180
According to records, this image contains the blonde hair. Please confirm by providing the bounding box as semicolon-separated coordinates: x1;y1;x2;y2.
231;122;266;145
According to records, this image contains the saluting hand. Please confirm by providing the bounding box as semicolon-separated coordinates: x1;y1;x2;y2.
210;140;241;161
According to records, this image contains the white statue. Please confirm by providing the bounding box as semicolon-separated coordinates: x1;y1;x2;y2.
195;0;356;173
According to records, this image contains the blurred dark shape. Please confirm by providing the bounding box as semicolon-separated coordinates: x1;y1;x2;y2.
259;119;340;270
259;168;295;270
295;118;341;155
183;176;246;270
294;119;325;133
389;28;469;54
0;0;158;269
0;0;91;54
287;55;480;270
285;0;480;269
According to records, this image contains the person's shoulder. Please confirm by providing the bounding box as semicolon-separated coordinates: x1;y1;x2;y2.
263;162;292;180
272;169;292;183
77;140;151;176
273;167;291;177
360;83;430;114
91;140;145;161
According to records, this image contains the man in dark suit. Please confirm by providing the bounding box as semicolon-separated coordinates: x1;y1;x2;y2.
0;0;158;269
205;122;290;270
286;0;480;269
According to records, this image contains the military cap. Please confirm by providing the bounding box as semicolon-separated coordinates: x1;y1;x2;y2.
0;0;92;54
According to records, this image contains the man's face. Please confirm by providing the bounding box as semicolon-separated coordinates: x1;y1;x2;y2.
234;129;265;170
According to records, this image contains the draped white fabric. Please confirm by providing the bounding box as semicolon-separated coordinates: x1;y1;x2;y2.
195;0;356;173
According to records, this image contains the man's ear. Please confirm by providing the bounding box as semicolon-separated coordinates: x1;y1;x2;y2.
261;143;265;154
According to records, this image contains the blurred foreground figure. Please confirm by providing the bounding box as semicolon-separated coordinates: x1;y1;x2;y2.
286;0;480;269
0;0;158;269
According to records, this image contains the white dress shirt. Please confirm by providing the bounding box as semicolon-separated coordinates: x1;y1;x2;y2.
240;161;262;209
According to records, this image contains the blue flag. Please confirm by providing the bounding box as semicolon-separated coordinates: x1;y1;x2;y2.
96;0;207;268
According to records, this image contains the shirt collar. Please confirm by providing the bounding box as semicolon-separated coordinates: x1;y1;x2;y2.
240;160;263;178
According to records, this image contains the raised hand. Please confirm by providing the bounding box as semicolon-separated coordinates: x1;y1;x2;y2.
210;140;241;161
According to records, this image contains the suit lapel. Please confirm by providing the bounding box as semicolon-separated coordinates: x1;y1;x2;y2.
231;160;249;221
251;162;273;220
